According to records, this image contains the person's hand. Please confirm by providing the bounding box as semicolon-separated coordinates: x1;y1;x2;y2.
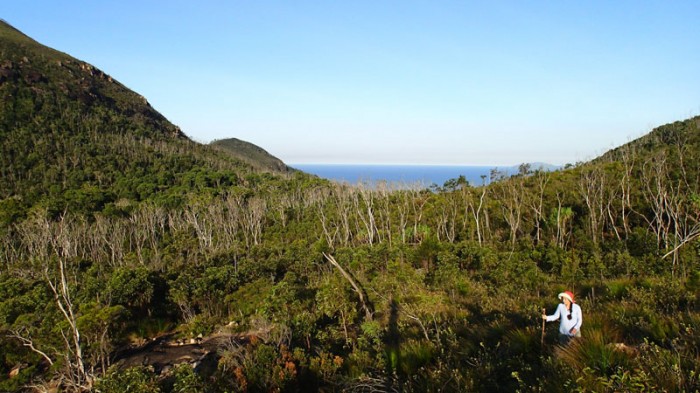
570;328;577;335
541;314;547;320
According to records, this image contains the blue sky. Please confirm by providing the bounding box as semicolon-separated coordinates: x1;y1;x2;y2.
4;1;700;165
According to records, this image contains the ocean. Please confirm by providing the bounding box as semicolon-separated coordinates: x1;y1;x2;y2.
291;164;519;188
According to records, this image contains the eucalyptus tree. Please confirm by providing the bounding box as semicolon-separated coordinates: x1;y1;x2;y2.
578;167;606;246
528;170;550;245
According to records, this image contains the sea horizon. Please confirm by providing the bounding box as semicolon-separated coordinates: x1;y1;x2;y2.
291;163;525;188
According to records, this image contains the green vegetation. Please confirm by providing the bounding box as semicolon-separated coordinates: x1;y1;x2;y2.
211;137;294;173
1;19;700;392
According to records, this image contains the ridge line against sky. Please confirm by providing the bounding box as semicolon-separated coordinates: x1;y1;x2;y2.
4;1;700;166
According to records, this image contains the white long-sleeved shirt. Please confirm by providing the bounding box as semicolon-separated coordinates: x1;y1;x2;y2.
546;303;582;336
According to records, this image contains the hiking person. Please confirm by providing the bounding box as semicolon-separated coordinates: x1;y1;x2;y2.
542;291;582;345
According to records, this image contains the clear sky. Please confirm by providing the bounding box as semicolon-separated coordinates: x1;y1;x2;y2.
4;1;700;165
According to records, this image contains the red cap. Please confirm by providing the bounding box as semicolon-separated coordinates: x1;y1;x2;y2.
558;291;575;303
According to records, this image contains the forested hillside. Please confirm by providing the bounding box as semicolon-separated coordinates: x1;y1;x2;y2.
0;19;293;222
210;138;293;173
1;20;699;393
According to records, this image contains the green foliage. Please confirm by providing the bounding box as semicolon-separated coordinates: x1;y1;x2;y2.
235;343;297;391
95;366;161;393
108;267;154;311
635;340;700;392
0;364;38;393
398;339;435;375
171;364;205;393
211;137;292;173
0;197;25;227
0;275;50;326
605;278;633;300
555;329;631;377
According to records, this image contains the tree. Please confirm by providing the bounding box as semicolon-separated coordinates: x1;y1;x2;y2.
579;167;605;245
315;273;358;345
528;170;550;245
465;178;488;246
492;174;525;248
95;366;160;393
323;253;373;321
551;192;574;249
45;254;92;390
107;267;154;313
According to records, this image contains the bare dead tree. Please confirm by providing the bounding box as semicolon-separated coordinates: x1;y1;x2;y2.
318;200;339;249
375;181;393;246
603;171;623;242
619;144;636;239
467;182;487;246
323;253;373;321
86;215;110;266
396;188;411;244
459;186;472;240
184;201;215;252
493;175;525;248
579;167;606;245
14;211;52;265
128;209;149;265
331;185;354;247
221;193;242;250
553;192;574;249
660;175;700;277
352;184;378;246
443;191;459;243
409;187;428;244
7;328;54;366
434;197;455;243
0;234;13;271
639;153;671;249
14;212;124;389
270;193;293;228
140;203;167;265
528;170;550;245
43;215;92;390
239;196;267;248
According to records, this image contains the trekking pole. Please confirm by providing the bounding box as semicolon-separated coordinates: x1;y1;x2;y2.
540;308;546;347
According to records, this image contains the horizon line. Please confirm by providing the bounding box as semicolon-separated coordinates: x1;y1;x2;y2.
289;162;564;168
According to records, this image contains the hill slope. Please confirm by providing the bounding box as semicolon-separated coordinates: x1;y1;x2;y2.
0;20;296;220
210;137;293;173
594;116;700;164
0;19;183;138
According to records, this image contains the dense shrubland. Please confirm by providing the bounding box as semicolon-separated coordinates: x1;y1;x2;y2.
1;117;700;392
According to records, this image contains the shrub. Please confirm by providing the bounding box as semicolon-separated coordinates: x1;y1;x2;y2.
95;366;160;393
554;328;631;379
635;340;700;392
171;364;205;393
